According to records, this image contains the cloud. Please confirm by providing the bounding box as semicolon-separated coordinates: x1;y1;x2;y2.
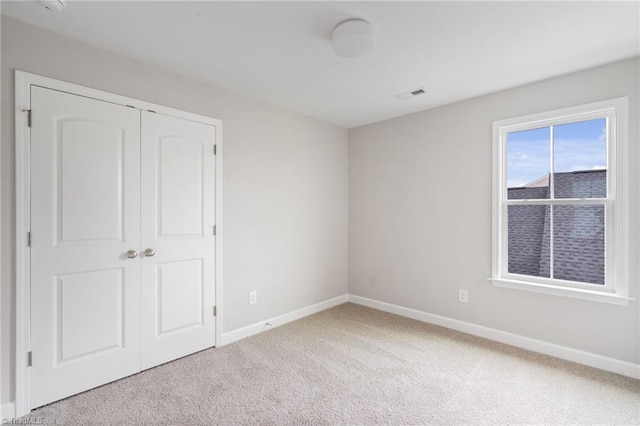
598;126;606;143
507;138;550;185
554;137;606;173
507;177;531;188
507;118;606;187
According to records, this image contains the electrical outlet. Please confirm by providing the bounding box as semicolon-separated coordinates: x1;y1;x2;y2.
249;290;257;305
458;289;468;304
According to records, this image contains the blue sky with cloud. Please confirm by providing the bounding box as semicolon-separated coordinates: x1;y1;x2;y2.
507;118;606;188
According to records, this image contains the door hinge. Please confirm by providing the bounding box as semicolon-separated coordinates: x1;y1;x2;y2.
214;145;217;155
213;306;217;317
27;231;31;247
213;225;216;236
24;109;32;128
27;351;32;367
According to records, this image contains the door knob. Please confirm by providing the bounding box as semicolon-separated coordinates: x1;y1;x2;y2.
144;248;155;257
126;250;138;259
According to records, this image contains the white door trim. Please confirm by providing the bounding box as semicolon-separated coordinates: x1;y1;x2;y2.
14;70;224;417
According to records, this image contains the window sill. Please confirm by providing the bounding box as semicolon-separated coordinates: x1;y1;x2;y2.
488;277;634;306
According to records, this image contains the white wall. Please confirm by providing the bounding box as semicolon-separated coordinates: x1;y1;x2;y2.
1;16;349;405
0;13;4;412
349;57;639;364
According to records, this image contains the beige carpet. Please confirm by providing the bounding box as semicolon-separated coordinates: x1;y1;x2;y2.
30;303;639;425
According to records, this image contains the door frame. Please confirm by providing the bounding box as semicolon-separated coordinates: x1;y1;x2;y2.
14;70;224;417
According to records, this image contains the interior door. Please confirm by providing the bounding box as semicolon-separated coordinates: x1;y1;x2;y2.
140;111;217;369
30;87;142;408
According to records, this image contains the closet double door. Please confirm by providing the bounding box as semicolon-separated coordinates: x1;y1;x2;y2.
29;86;217;408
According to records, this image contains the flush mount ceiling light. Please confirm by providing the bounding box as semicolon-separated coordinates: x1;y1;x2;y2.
37;0;67;12
331;19;375;58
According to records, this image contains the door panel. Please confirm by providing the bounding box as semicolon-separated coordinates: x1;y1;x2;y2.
157;259;204;335
158;136;204;237
141;112;216;369
57;119;124;244
56;268;125;362
30;87;141;408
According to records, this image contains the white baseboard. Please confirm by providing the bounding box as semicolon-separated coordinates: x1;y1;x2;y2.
349;294;640;379
1;402;16;420
5;292;635;416
221;294;349;346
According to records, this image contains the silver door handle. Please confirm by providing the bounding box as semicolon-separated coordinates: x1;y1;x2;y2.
126;250;138;259
144;248;155;257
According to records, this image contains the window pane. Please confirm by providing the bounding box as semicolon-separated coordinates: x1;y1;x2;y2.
553;118;607;198
507;205;550;278
506;127;550;199
553;205;605;285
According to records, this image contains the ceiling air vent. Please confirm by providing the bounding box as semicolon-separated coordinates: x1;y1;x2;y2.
395;87;426;100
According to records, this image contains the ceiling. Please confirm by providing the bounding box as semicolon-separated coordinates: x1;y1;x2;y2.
2;1;639;128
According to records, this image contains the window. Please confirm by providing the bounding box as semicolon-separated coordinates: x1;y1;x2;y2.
491;98;631;305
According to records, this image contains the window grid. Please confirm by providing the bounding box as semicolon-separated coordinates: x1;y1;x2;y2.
491;97;630;304
496;106;620;293
549;126;554;280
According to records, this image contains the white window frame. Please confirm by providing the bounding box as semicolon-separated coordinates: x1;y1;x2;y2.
490;98;632;306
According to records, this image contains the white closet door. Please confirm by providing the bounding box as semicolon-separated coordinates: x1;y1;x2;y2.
140;112;216;369
30;87;142;408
